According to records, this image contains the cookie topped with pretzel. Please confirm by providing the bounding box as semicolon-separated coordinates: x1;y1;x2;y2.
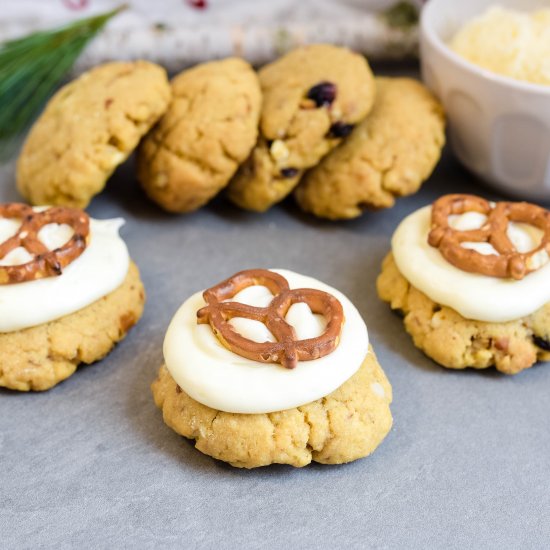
428;194;550;280
0;202;144;392
379;192;550;375
156;268;392;468
163;268;370;415
0;203;90;285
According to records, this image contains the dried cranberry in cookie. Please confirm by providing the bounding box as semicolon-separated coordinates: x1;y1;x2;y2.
306;81;337;107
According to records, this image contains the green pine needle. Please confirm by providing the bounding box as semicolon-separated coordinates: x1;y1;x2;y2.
382;1;419;30
0;5;126;160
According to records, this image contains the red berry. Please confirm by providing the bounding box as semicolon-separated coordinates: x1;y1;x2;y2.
307;82;337;107
187;0;207;9
328;122;354;138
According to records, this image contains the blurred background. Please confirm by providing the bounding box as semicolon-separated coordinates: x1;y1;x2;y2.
1;0;423;71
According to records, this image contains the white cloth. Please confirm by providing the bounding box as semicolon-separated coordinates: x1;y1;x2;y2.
1;0;421;72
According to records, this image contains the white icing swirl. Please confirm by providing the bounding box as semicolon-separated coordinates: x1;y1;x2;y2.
163;269;369;414
392;206;550;322
0;215;130;332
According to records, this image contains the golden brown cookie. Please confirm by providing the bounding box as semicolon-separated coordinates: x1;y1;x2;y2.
152;346;392;468
137;58;261;213
17;61;171;209
377;253;550;374
226;44;376;212
295;77;445;220
0;262;145;391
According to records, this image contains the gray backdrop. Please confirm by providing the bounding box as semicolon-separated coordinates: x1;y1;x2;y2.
1;69;549;549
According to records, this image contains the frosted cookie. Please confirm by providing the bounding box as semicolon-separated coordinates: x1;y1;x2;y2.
226;44;376;212
295;77;445;220
17;61;171;209
137;58;261;213
152;269;392;468
377;194;550;374
0;203;145;391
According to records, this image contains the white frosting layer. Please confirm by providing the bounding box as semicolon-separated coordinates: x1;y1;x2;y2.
392;206;550;322
163;269;369;414
0;216;129;332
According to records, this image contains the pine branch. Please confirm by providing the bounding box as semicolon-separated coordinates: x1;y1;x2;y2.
0;5;126;160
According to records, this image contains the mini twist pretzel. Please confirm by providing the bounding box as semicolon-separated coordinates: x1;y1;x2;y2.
197;269;345;369
0;203;90;285
428;194;550;280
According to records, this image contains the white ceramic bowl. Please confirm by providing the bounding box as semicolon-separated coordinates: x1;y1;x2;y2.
420;0;550;201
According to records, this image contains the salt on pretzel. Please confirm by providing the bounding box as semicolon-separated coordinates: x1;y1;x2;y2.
428;194;550;280
197;269;345;369
0;203;89;284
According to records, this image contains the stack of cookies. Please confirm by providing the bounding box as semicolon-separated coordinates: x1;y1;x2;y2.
16;44;446;220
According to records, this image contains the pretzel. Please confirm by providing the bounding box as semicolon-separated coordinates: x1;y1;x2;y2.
428;194;550;280
197;269;345;369
0;203;89;285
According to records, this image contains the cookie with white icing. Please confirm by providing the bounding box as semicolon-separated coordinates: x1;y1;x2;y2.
0;203;145;391
377;194;550;374
152;269;392;468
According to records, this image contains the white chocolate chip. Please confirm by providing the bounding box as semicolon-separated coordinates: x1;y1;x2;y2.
154;172;168;189
110;150;126;164
330;107;342;121
430;312;443;328
269;139;289;162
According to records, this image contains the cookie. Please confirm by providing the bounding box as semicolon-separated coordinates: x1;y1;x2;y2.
152;347;392;468
226;44;376;212
17;61;171;209
0;204;145;390
295;77;445;220
0;262;144;391
152;268;392;468
137;58;261;213
377;194;550;374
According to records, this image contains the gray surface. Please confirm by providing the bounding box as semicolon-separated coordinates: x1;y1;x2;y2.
1;121;550;550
